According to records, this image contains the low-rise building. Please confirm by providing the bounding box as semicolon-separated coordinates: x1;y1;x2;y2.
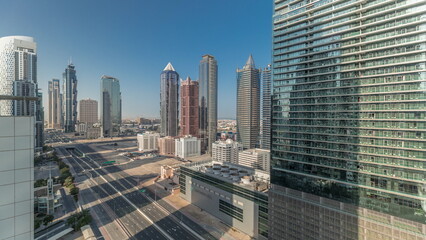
175;135;201;159
180;160;269;239
212;139;243;164
238;149;270;171
158;136;176;156
137;132;160;151
86;126;101;139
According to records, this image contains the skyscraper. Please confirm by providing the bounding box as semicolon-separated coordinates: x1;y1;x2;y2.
100;75;121;137
35;91;44;150
199;54;218;154
62;63;78;132
270;1;426;239
236;55;260;149
260;65;271;150
48;79;62;129
79;98;98;125
160;63;179;137
0;36;43;152
0;36;37;116
181;76;199;136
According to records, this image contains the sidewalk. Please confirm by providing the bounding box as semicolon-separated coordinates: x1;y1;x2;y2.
140;178;251;240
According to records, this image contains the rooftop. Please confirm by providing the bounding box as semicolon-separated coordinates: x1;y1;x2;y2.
182;160;269;192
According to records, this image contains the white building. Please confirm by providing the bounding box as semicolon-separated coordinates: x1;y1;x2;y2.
212;139;243;164
137;132;159;151
0;36;37;116
175;136;201;159
0;116;35;240
238;149;270;171
180;160;269;239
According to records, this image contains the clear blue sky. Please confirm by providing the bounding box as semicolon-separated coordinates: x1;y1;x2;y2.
0;0;272;119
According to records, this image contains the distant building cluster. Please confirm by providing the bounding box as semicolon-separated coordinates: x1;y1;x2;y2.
137;133;201;159
46;68;122;139
159;55;218;155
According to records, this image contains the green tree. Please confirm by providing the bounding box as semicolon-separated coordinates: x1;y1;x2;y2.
67;209;92;231
34;179;47;188
70;187;79;196
64;176;74;188
60;167;70;175
43;215;54;226
34;219;41;229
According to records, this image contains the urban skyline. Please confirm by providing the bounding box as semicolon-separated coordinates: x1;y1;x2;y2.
1;1;425;240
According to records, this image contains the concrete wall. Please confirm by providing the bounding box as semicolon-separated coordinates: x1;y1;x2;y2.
0;116;35;240
181;176;258;238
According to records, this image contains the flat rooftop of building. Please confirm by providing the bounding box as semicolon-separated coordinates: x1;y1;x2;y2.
241;148;270;154
182;160;270;193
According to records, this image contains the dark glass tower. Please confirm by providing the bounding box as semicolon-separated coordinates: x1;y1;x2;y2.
160;62;179;137
199;54;218;154
270;0;426;239
63;63;77;132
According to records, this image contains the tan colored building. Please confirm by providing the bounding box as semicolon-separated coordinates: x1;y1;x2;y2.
238;149;270;171
158;136;176;156
79;98;98;125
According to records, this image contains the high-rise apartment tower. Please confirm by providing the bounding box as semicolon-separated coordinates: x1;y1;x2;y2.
270;1;426;239
79;98;98;125
48;79;62;129
0;36;43;151
260;65;272;150
199;54;218;154
63;63;78;132
181;76;199;136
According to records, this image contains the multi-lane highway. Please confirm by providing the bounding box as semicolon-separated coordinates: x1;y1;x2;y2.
76;143;218;240
59;144;214;240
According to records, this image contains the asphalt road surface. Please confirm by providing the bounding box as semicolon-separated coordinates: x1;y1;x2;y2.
60;145;209;240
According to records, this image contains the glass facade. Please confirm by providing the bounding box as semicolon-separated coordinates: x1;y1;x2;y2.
160;64;179;137
199;55;218;154
260;65;272;150
237;55;261;149
63;64;78;132
100;75;122;137
271;0;426;238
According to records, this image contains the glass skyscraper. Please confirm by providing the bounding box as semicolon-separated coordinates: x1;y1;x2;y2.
260;64;272;150
100;75;121;137
199;54;218;154
160;62;179;137
237;55;261;149
270;0;426;239
63;63;78;132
